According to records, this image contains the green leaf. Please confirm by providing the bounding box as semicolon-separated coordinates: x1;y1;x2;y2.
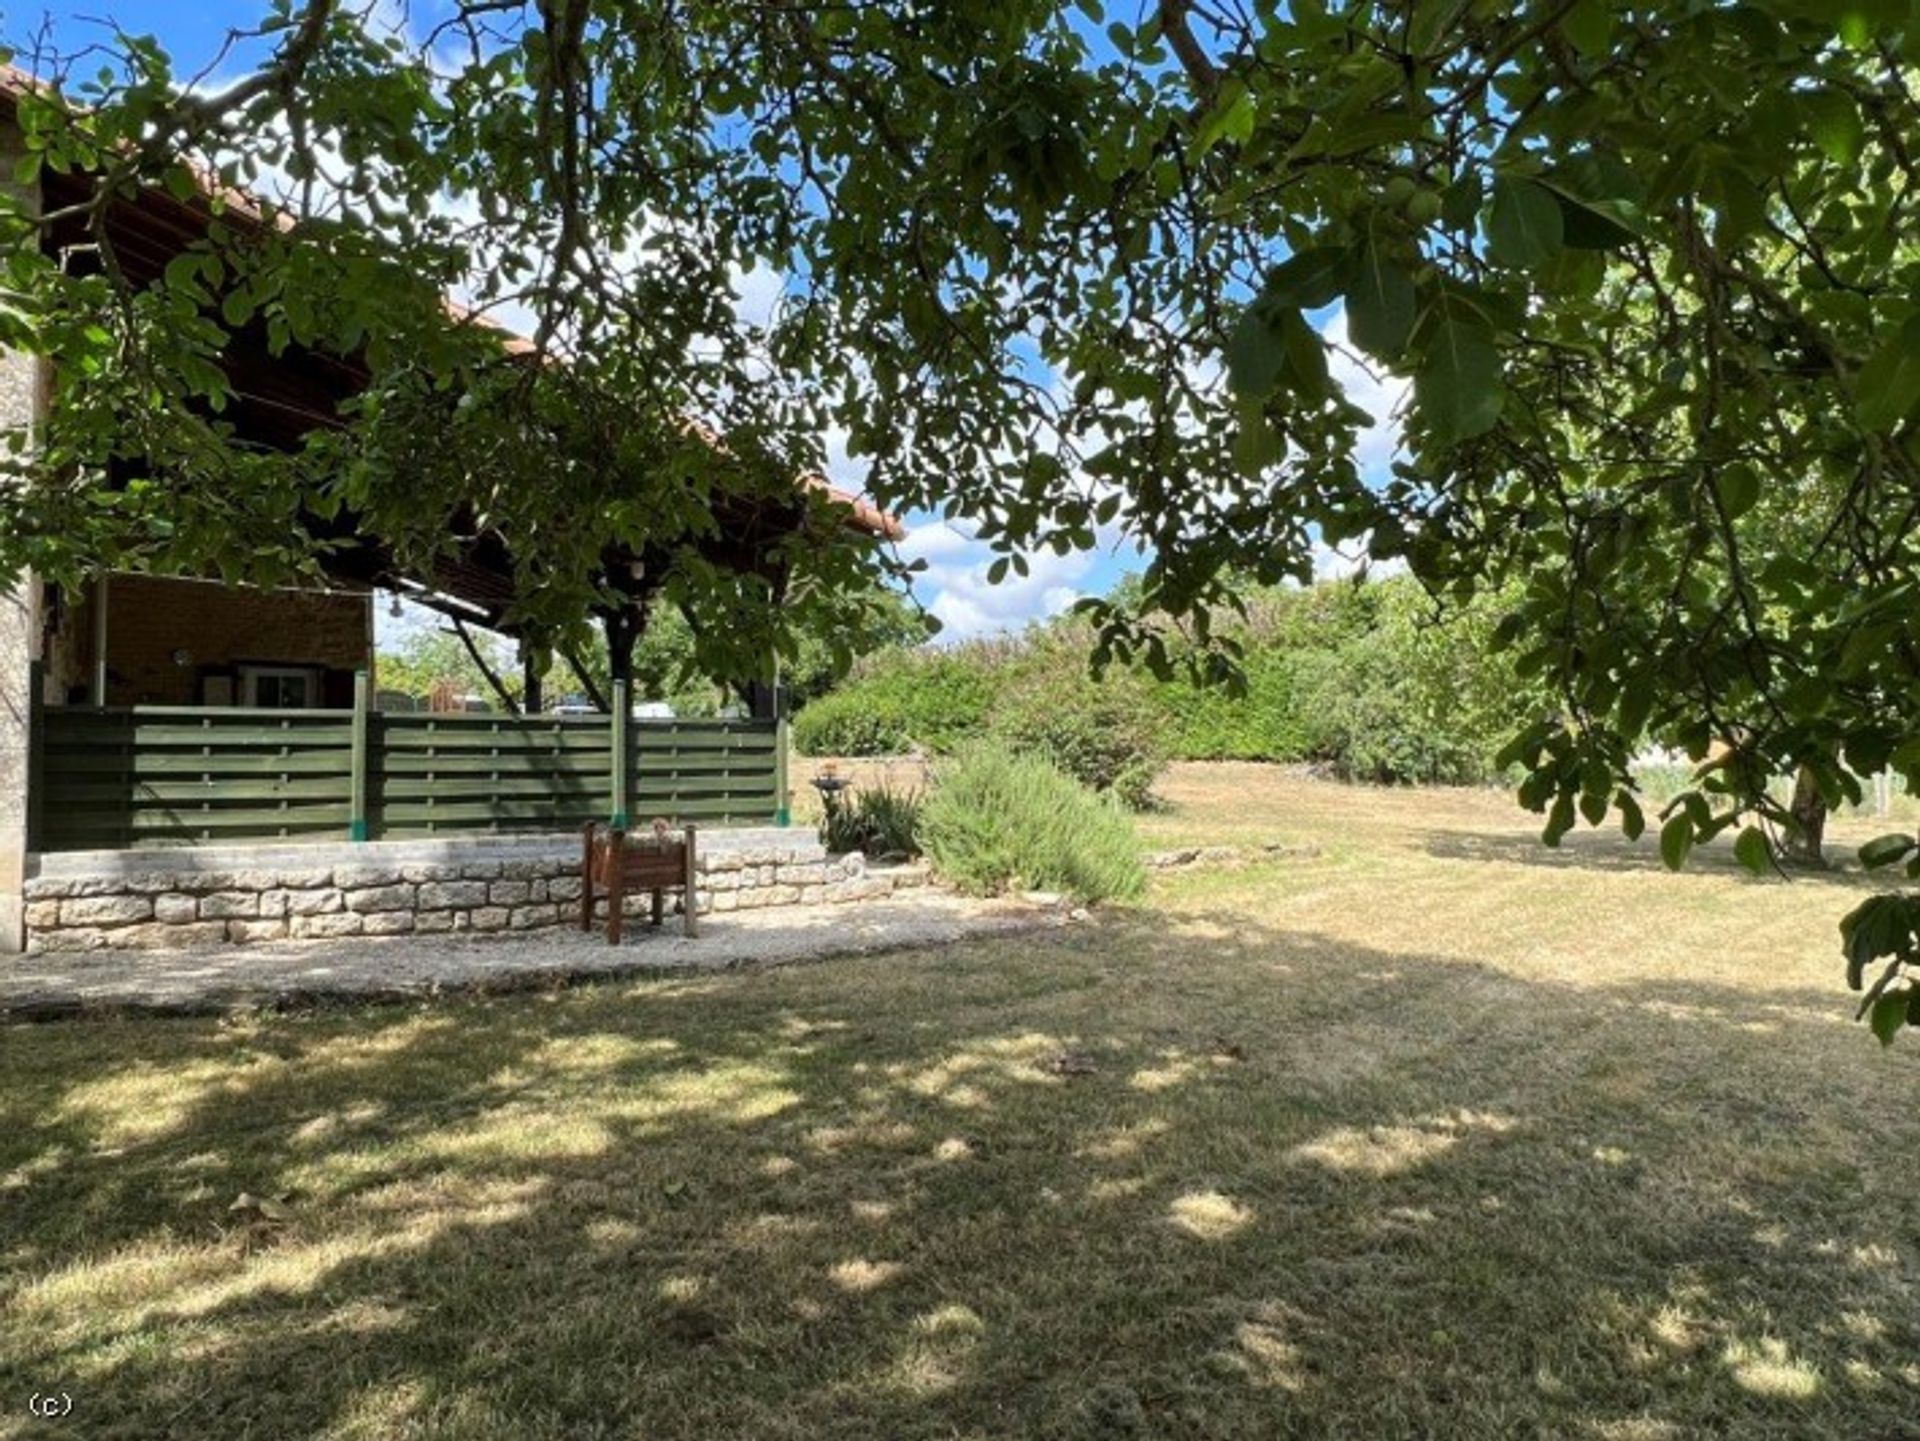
1261;246;1353;311
1734;824;1770;875
1660;814;1694;870
1578;789;1607;827
1485;174;1564;269
1561;0;1615;54
1346;242;1416;357
220;287;253;328
1855;317;1920;430
1543;792;1576;846
1858;832;1917;870
1441;171;1483;231
1802;89;1864;166
1415;315;1503;444
1277;309;1329;398
1714;462;1760;519
1869;989;1909;1046
1232;409;1283;476
1225;304;1287;399
1617;790;1645;841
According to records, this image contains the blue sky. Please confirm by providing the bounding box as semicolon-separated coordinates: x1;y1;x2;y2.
3;0;1401;646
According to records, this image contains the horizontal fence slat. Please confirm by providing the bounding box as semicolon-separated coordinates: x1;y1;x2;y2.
40;751;357;778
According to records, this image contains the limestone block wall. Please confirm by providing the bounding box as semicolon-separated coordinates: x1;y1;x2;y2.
22;834;925;953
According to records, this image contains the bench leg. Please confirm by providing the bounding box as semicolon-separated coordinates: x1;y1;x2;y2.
607;830;626;945
683;824;699;938
579;825;596;933
651;889;664;928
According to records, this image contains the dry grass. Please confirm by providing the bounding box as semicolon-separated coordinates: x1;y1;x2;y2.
4;764;1918;1439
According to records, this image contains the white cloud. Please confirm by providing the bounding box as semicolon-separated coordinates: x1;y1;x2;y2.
1322;308;1409;483
898;517;1120;642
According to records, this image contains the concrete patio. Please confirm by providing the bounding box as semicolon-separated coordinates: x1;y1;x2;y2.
0;890;1063;1017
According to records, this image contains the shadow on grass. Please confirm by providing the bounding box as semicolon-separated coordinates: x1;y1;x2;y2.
2;911;1918;1440
1422;826;1891;890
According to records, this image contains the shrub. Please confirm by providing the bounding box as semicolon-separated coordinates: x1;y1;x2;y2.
820;781;923;861
919;745;1145;902
1152;648;1308;761
989;648;1169;809
791;691;914;757
791;651;994;756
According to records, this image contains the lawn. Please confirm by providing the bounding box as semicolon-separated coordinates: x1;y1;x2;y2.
4;765;1918;1439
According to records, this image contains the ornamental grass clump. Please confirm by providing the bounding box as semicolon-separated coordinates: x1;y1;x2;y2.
919;745;1145;903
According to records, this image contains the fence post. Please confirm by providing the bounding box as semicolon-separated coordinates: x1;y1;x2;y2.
349;669;370;842
610;678;629;828
775;710;791;827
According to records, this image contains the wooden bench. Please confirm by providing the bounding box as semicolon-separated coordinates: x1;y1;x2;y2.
580;819;698;943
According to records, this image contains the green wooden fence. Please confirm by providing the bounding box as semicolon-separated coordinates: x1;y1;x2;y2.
32;685;785;852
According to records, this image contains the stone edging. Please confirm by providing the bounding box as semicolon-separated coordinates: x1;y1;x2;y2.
1145;841;1322;869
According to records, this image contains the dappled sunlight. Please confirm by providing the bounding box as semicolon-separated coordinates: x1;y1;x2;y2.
290;1102;388;1148
878;1303;987;1398
1078;1116;1170;1160
931;1136;973;1162
603;1060;802;1129
828;1257;904;1293
1583;1420;1682;1440
1225;1318;1307;1392
1168;1189;1253;1240
805;1116;920;1153
57;1056;264;1148
11;1178;542;1351
1288;1110;1519;1178
1722;1337;1822;1399
657;1274;706;1302
410;1109;615;1166
1128;1052;1202;1092
1086;1176;1147;1203
495;1033;680;1083
888;1031;1077;1106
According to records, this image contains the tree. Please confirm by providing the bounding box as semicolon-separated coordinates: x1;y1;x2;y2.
0;2;1916;1034
377;624;522;709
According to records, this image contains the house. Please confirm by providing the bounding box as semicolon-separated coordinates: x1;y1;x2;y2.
0;67;902;950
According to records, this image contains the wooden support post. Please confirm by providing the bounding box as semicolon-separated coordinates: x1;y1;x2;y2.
349;668;370;841
25;660;43;854
610;678;629;828
90;573;108;706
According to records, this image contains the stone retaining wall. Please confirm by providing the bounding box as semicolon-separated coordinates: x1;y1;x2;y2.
23;837;926;952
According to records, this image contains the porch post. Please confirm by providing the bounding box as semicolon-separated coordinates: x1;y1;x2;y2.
522;644;544;715
89;572;107;706
0;121;47;950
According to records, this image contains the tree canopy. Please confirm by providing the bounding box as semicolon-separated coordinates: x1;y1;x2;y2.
1;0;1918;1032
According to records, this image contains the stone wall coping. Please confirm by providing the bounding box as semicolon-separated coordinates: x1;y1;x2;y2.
31;826;817;880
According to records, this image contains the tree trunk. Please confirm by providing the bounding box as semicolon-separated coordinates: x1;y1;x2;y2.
1784;763;1828;866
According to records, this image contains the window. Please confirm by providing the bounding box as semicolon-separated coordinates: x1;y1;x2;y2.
238;666;318;709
